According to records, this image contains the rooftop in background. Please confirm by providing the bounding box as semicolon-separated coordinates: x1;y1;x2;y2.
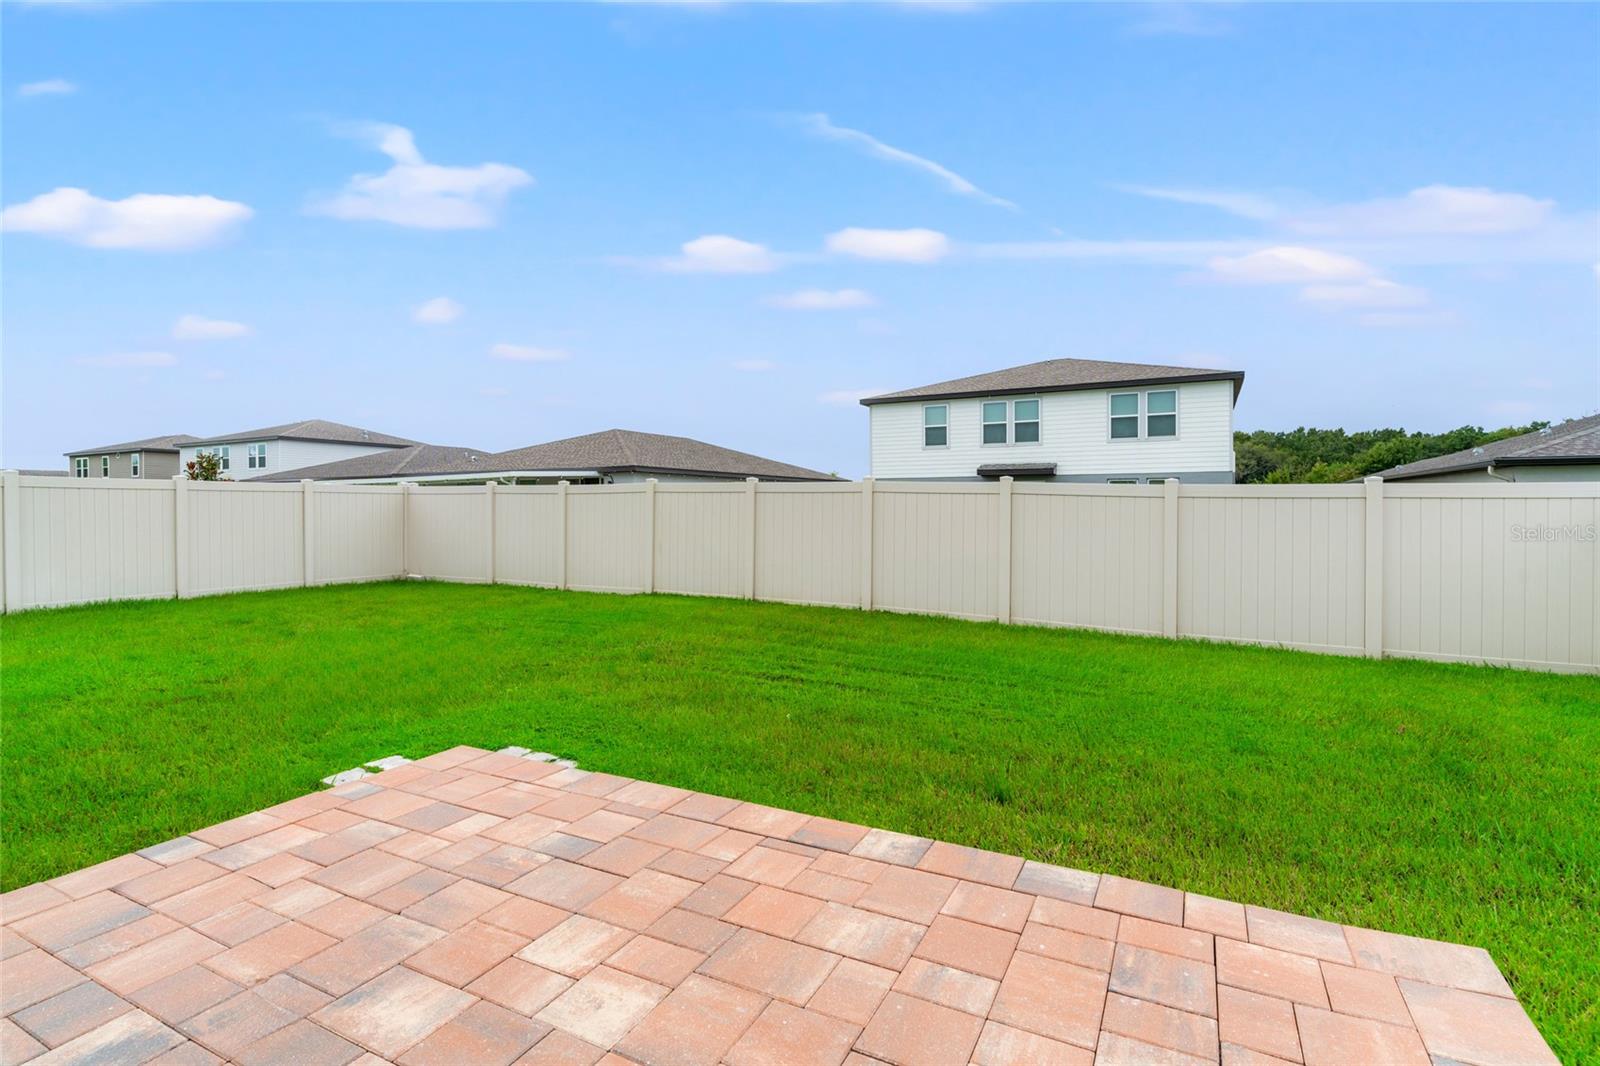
1374;413;1600;481
860;357;1245;406
65;433;199;458
186;420;420;449
254;428;839;483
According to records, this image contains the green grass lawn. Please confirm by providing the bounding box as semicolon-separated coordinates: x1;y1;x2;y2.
3;581;1596;1057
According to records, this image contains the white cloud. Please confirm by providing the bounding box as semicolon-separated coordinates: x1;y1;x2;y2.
818;387;885;406
795;113;1016;210
412;296;463;324
1289;185;1553;237
18;78;77;97
826;227;950;263
1299;279;1428;310
1117;185;1280;221
74;351;177;368
172;314;250;340
658;234;780;274
490;343;569;362
731;358;777;372
311;123;532;230
1;187;252;250
763;288;876;311
1206;245;1373;284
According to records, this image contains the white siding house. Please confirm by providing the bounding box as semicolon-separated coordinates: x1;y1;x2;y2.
864;358;1244;483
179;420;419;481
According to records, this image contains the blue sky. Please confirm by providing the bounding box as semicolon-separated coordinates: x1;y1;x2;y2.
3;1;1597;476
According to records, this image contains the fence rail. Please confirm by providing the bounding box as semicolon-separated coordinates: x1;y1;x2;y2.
3;471;1595;673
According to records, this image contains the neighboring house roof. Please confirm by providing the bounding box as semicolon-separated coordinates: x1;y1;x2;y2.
21;469;71;477
258;429;838;483
186;420;420;448
250;445;491;483
860;358;1245;406
65;433;199;458
1374;413;1600;481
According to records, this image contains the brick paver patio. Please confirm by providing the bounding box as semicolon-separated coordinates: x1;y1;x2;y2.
0;746;1558;1065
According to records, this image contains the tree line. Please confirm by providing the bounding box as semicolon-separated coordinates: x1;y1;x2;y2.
1233;422;1547;483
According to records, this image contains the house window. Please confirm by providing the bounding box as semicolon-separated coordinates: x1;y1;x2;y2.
982;402;1008;444
74;457;88;478
247;443;268;470
101;456;110;478
217;446;230;472
923;405;948;447
1147;391;1177;437
1013;399;1040;444
130;453;141;478
1110;393;1140;439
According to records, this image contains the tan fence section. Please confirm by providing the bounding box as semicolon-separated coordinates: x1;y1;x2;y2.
2;471;1595;672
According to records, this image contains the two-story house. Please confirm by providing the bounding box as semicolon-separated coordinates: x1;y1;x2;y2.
179;420;419;479
861;358;1245;483
66;434;199;479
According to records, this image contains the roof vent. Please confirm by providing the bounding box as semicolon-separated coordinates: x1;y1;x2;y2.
1539;426;1552;435
1471;447;1484;455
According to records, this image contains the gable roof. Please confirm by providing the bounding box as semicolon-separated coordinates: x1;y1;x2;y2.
860;358;1244;406
256;429;837;483
249;445;491;482
66;433;199;457
487;429;836;481
186;420;419;448
1374;413;1600;481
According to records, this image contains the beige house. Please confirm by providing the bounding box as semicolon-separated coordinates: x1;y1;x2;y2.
64;434;197;480
1374;413;1600;483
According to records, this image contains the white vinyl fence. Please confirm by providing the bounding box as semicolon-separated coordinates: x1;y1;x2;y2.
3;471;1596;673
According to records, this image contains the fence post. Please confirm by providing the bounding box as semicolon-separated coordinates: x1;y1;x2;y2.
173;475;190;599
997;477;1013;624
484;481;497;585
1364;476;1384;658
744;478;758;600
302;480;316;587
2;470;20;612
399;482;412;577
643;479;657;594
557;480;569;590
1162;478;1180;638
860;478;874;611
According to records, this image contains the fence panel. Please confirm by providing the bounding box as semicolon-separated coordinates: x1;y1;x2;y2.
1011;484;1164;635
755;482;862;608
654;483;747;598
1384;484;1599;669
494;486;563;587
186;481;304;596
407;486;488;582
14;477;175;609
872;483;1002;620
314;485;405;585
1177;485;1366;654
567;485;647;593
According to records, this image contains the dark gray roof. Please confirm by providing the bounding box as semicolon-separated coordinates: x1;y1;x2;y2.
1376;413;1600;480
487;429;837;481
249;445;491;482
976;462;1058;478
861;358;1244;406
187;420;419;448
260;429;837;483
66;433;198;457
21;469;71;477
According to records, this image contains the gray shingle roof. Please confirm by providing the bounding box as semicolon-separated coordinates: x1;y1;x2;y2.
1375;413;1600;480
66;433;199;457
258;429;837;483
249;445;491;482
187;420;419;448
861;358;1244;406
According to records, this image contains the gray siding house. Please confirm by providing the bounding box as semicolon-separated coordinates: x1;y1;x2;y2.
1374;413;1600;483
65;434;198;480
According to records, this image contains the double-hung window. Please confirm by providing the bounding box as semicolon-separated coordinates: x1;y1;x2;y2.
923;405;949;447
130;452;141;478
981;398;1042;445
247;443;268;470
1013;399;1040;443
1110;389;1179;440
217;446;230;472
981;402;1009;444
74;457;89;478
101;456;110;478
